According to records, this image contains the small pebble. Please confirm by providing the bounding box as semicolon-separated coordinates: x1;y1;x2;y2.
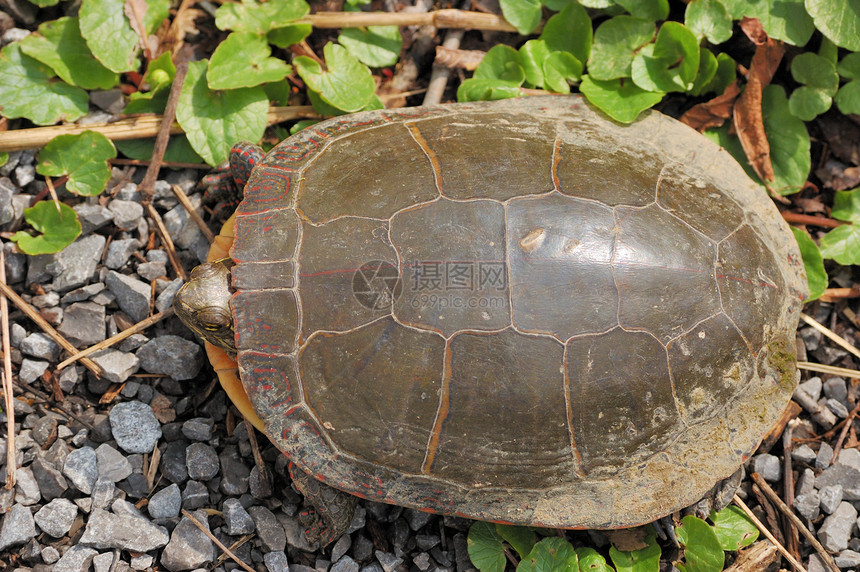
110;401;162;454
816;442;834;469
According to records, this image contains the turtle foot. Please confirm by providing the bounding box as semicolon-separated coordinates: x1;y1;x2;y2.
289;462;358;547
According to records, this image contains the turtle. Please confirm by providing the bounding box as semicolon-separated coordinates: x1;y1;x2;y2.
174;95;807;546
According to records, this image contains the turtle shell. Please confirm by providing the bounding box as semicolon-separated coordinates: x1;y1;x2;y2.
223;95;806;528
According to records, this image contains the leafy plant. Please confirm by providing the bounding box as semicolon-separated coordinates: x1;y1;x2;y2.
10;201;81;255
36;131;116;197
467;507;759;572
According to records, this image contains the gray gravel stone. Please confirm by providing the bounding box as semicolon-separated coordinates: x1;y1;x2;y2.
161;440;188;483
110;401;162;454
20;332;60;361
62;282;105;304
332;556;360;572
816;441;834;469
181;417;214;441
186;443;219;481
137;335;204;380
137;261;166;281
90;349;140;383
34;498;78;537
63;446;98;494
222;497;255;535
160;509;215;571
41;545;60;564
105;270;152;322
78;508;169;551
836;447;860;471
822;377;848;403
105;238;140;269
376;551;403;572
0;503;37;550
219;446;250;495
31;454;69;501
181;480;209;510
163;195;204;250
52;545;98;572
819;484;843;514
816;463;860;500
49;234;106;292
14;466;40;505
817;501;857;552
109;200;144;231
835;550;860;568
19;358;49;383
248;505;286;552
91;477;118;510
825;398;849;418
74;203;114;234
752;453;781;482
148;483;182;519
264;551;289;572
58;302;106;347
95;443;133;482
795;492;820;520
791;443;817;464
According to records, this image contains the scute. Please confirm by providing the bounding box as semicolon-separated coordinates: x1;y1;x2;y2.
228;95;806;530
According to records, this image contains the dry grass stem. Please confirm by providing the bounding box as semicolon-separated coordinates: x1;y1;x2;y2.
0;279;103;377
0;107;317;153
797;361;860;380
180;509;256;572
732;495;807;572
299;9;521;32
749;473;839;572
800;313;860;361
723;541;779;571
0;248;15;488
147;203;187;281
831;399;860;463
172;185;215;243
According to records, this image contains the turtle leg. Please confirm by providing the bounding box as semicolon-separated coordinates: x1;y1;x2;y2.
653;467;744;546
289;462;357;546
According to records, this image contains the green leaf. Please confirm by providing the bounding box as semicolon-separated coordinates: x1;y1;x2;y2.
176;60;268;166
608;529;661;572
820;224;860;265
788;52;838;120
836;81;860;115
467;522;506;572
115;135;204;165
588;16;655;81
692;52;735;96
338;24;403;68
690;47;718;95
539;2;591;65
294;42;378;113
709;506;759;551
10;201;82;255
457;79;524;101
268;23;313;48
0;43;88;125
496;524;536;559
578;0;615;7
476;45;526;83
805;0;860;51
124;52;177;115
613;0;669;20
289;119;319;135
500;0;543;35
831;187;860;223
721;0;814;46
580;75;664;123
791;227;827;301
675;516;724;572
685;0;733;44
37;131;116;197
20;17;118;90
518;537;578;572
836;52;860;115
208;32;292;90
631;22;700;93
544;51;582;92
0;152;7;167
215;0;310;34
519;40;552;87
575;547;613;571
30;0;60;6
78;0;140;72
143;0;171;35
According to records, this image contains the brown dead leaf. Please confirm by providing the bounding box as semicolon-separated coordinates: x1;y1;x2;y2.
739;17;767;45
124;0;150;58
794;196;828;214
150;393;176;424
160;0;205;58
680;81;741;131
604;527;652;552
816;160;860;191
817;111;860;165
733;21;784;185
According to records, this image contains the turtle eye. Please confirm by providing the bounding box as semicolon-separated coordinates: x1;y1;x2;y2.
197;306;232;330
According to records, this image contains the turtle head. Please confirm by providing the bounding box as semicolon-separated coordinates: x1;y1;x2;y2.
174;258;237;353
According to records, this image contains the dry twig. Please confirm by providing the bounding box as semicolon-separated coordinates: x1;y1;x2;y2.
172;185;215;243
750;473;840;572
180;509;256;572
732;495;807;572
0;247;15;489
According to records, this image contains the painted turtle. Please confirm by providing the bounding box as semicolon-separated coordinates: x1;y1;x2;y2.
174;95;807;545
